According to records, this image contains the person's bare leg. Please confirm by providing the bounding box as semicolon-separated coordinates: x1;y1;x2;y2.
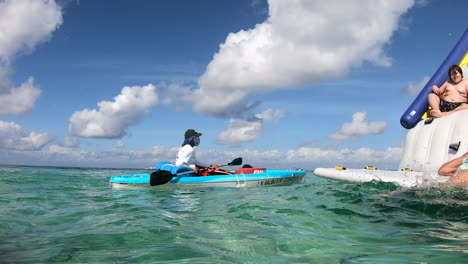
428;93;443;117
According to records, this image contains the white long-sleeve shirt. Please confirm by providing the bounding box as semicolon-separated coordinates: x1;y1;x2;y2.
175;144;208;169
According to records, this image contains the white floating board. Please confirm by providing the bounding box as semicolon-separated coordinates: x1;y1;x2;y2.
313;168;449;188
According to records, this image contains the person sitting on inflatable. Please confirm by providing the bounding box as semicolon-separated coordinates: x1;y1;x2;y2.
428;64;468;117
438;152;468;187
175;129;219;175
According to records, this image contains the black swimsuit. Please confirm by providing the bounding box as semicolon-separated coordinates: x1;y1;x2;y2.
439;99;464;112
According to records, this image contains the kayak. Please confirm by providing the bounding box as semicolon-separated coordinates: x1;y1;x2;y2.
313;167;449;188
110;169;307;190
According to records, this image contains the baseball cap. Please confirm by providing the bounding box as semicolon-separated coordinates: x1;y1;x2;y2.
184;129;202;138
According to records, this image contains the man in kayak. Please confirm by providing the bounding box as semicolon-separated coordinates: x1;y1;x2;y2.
438;152;468;187
175;129;219;175
428;65;468;117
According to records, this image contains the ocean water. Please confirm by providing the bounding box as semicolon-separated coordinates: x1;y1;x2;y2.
0;165;467;264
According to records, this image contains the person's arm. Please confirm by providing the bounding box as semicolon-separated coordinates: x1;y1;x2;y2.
192;148;209;168
194;156;218;168
438;152;468;176
432;82;446;95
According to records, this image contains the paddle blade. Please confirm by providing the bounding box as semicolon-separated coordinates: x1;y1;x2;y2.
149;170;174;186
228;157;242;166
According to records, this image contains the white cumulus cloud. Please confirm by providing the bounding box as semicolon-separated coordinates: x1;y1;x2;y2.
0;77;41;114
0;0;62;115
217;108;285;146
68;84;158;138
61;136;80;148
113;140;126;150
403;76;430;96
48;137;80;154
193;0;415;116
255;108;284;122
0;121;53;150
329;112;387;142
0;0;63;60
217;118;263;146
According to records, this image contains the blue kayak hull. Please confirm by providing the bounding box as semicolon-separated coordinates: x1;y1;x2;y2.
109;169;307;190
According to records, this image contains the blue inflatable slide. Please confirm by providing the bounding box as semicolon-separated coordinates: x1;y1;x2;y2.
400;28;468;129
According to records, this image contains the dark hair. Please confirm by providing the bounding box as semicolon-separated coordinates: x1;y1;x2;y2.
448;64;463;78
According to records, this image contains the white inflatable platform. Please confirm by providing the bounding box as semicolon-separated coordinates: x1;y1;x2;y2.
314;110;468;188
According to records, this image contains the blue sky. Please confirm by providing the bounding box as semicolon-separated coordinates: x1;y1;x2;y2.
0;0;467;169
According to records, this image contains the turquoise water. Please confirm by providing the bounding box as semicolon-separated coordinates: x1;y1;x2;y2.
0;165;467;263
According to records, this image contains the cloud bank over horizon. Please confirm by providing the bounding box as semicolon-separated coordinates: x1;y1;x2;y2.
0;143;403;170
